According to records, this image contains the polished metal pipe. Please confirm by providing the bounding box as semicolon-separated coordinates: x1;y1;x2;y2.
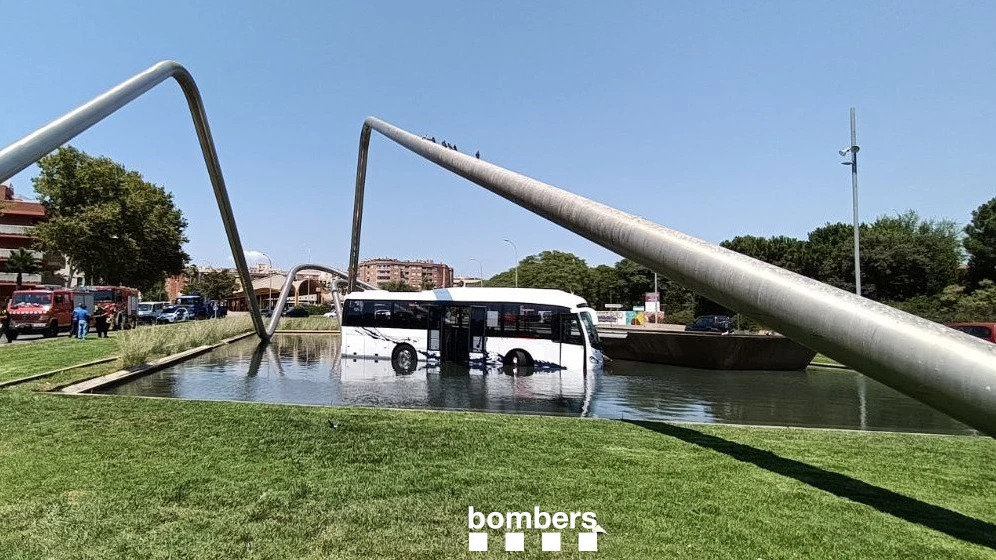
267;263;374;337
0;61;266;339
351;116;996;436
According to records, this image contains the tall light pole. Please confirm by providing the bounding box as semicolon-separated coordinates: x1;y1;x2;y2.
502;239;519;288
469;258;485;287
839;107;861;296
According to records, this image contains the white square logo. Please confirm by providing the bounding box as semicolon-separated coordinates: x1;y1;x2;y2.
504;532;525;552
578;532;598;552
541;532;562;552
468;532;488;551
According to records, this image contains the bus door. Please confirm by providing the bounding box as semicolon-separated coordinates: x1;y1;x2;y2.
441;306;471;364
554;313;586;371
469;306;487;360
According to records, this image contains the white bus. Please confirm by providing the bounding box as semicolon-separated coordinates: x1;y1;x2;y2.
340;287;603;372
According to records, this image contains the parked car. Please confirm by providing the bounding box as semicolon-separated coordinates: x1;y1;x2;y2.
946;322;996;343
157;306;188;324
685;315;734;333
137;301;168;325
284;306;309;318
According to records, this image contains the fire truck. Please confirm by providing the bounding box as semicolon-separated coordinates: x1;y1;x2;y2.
90;285;140;330
5;286;92;340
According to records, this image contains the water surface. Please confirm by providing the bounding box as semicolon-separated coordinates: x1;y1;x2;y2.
100;335;976;435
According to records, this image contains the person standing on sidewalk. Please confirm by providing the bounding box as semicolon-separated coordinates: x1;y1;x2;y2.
72;304;91;339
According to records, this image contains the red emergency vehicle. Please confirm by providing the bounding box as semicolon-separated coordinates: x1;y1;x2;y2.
5;286;84;340
90;285;140;330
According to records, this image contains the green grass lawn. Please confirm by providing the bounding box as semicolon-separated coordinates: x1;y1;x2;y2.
0;392;993;559
0;337;117;383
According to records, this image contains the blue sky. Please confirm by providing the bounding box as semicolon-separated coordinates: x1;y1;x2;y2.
2;1;994;279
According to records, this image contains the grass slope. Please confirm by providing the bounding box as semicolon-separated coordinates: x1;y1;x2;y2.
0;392;993;559
0;338;117;382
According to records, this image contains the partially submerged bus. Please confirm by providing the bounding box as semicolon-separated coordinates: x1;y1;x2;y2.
340;287;603;372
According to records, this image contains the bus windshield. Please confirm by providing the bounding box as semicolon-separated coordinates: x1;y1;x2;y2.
579;311;602;350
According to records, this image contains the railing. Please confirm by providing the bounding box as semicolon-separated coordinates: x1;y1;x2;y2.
349;116;996;436
0;60;265;338
0;224;33;236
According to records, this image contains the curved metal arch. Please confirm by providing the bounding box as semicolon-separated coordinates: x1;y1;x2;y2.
0;60;266;339
349;116;996;436
266;263;374;337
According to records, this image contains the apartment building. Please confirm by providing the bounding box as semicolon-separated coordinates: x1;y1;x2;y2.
0;185;46;301
358;258;454;289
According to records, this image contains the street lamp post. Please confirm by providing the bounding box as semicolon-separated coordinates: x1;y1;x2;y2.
839;107;861;296
469;258;485;287
502;239;518;288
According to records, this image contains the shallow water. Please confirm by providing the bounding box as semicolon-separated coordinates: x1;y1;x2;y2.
99;335;976;435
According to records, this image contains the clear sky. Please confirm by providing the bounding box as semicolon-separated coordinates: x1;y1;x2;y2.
2;1;994;279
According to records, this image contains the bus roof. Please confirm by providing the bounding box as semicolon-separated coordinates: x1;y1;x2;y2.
344;287;589;309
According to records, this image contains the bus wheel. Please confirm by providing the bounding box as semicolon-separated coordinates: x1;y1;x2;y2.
504;349;533;368
392;344;418;374
44;321;58;338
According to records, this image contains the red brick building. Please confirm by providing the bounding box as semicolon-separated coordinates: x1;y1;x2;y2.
0;185;45;301
358;258;454;289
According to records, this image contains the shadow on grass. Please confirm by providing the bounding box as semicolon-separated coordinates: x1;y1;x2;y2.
626;420;996;550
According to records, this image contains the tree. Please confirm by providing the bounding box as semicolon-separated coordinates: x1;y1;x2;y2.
185;270;238;301
420;278;436;290
488;251;590;294
30;146;189;292
586;265;620;309
142;283;168;302
379;280;417;292
964;197;996;289
721;235;807;274
5;248;39;289
860;211;961;301
802;214;961;301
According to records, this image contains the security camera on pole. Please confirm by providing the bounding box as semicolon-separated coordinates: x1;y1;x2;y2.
839;108;861;296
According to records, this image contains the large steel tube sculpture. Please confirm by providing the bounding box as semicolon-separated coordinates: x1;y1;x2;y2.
0;61;266;339
349;116;996;436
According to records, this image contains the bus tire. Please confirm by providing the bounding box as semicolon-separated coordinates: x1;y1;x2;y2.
504;349;533;368
391;343;418;374
44;320;58;338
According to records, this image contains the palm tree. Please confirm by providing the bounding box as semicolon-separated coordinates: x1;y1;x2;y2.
6;248;39;289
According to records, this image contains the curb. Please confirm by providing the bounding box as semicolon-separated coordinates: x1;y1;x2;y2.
60;345;214;394
59;330;256;394
0;356;121;388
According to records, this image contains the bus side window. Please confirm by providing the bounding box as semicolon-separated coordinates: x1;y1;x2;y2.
485;303;502;337
392;302;427;329
343;300;365;326
55;294;65;304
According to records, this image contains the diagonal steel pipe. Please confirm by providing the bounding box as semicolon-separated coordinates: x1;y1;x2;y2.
0;60;266;339
265;263;374;337
349;116;996;436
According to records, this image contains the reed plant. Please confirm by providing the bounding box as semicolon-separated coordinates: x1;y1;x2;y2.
116;317;253;367
274;316;339;331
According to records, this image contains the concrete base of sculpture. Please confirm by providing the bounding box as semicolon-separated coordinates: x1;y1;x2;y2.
599;327;817;371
